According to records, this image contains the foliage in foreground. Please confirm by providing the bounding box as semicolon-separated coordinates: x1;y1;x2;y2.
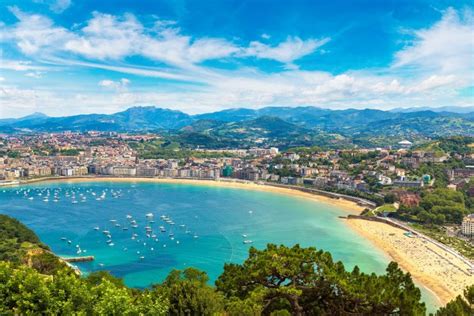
0;214;471;315
216;244;426;315
436;286;473;316
0;244;428;315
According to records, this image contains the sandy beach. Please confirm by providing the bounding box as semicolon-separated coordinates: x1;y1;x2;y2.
15;176;473;305
346;218;473;305
21;176;366;214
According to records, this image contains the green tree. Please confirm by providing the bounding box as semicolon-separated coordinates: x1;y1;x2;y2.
157;267;225;315
436;285;473;316
216;244;425;315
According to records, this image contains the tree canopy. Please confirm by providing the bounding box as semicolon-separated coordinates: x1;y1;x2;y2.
0;214;471;315
396;188;467;225
216;244;426;315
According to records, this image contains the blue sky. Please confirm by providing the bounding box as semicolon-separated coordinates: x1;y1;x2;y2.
0;0;473;117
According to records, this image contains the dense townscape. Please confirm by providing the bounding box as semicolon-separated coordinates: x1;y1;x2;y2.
0;129;473;315
1;132;473;256
1;0;473;313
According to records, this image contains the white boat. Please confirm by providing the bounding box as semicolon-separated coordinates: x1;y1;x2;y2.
94;226;100;231
102;230;110;235
243;240;253;244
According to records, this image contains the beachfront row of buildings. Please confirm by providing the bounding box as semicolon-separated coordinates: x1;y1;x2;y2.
1;132;473;194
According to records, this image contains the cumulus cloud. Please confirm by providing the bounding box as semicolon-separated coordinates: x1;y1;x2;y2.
2;9;322;67
0;7;472;117
98;78;130;91
242;36;330;66
394;7;474;74
5;6;73;55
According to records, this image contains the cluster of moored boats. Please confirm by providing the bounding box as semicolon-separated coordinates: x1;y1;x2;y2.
90;212;201;261
14;187;123;204
3;187;256;265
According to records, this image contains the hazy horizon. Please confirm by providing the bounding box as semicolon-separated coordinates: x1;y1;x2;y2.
3;104;474;120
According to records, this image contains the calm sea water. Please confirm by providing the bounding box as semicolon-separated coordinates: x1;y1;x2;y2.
0;181;440;312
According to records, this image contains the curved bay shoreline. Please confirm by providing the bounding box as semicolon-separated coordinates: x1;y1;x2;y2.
6;176;470;307
17;176;369;213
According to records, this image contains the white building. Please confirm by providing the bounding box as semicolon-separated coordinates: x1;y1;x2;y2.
461;214;474;237
398;140;413;149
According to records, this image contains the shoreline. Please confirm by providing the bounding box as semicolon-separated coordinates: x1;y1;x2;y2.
15;176;367;214
10;175;462;306
345;218;474;306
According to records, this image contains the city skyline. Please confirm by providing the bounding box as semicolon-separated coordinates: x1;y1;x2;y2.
0;0;473;118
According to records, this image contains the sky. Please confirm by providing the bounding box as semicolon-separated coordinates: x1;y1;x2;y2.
0;0;473;118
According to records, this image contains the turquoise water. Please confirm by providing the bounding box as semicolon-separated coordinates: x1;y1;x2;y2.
0;181;440;312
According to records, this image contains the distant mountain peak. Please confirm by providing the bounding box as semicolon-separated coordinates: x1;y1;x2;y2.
23;112;48;119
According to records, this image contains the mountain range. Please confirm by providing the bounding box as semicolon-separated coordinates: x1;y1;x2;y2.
1;106;473;148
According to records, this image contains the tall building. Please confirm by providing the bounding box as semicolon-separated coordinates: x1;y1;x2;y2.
461;214;474;237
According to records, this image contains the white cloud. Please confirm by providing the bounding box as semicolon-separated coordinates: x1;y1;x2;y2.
394;7;474;74
242;36;330;65
2;10;325;68
0;7;472;117
409;75;457;93
25;71;44;78
5;6;73;55
64;12;142;60
98;78;130;91
0;77;5;81
50;0;72;13
32;0;72;13
0;60;51;71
